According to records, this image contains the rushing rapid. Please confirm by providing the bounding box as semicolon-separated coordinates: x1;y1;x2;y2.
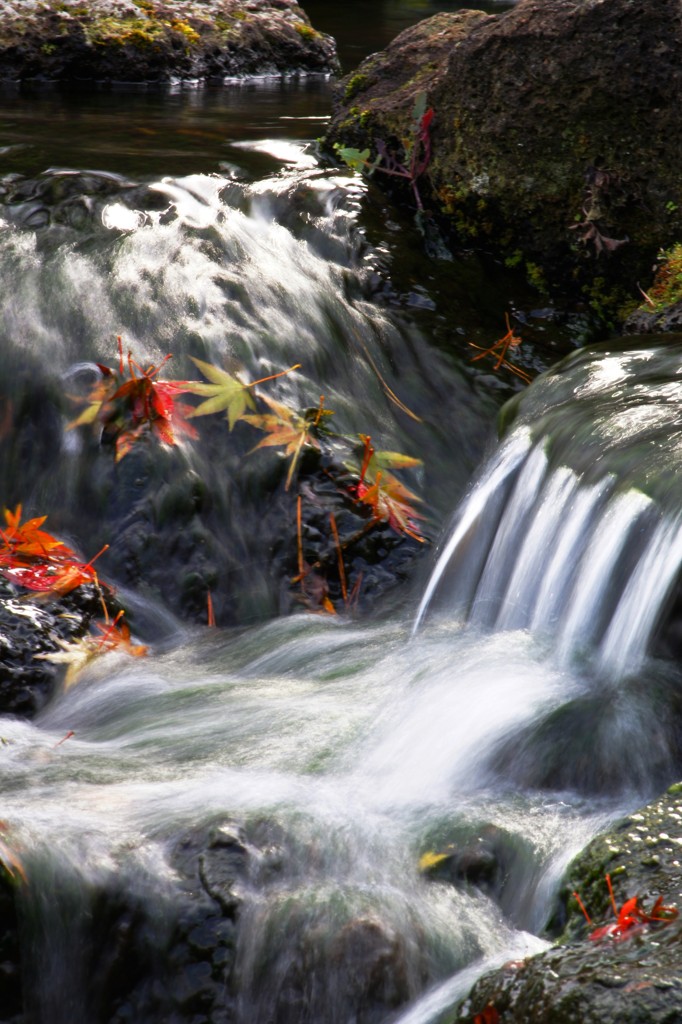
2;82;682;1024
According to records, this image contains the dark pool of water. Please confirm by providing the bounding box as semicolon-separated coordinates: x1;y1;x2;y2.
0;1;516;180
0;79;335;180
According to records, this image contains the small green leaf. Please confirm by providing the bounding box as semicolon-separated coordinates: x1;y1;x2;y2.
411;91;428;126
371;449;423;471
335;145;372;172
186;358;256;429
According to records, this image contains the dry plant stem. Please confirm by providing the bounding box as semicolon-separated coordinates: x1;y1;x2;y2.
329;512;347;603
53;730;75;748
246;364;302;389
573;890;593;925
469;314;532;384
351;329;422;422
296;495;305;582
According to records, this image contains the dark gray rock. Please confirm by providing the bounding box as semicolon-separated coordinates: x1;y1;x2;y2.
0;0;339;84
624;301;682;334
455;785;682;1024
0;578;113;716
0;866;21;1024
324;0;682;319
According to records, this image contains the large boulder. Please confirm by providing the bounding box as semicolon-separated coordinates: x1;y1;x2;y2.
0;0;339;83
456;784;682;1024
324;0;682;321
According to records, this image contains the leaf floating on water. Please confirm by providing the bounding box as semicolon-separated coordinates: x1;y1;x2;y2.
186;358;301;430
418;850;450;872
69;337;199;460
349;436;425;542
186;357;256;429
37;637;103;688
0;506;109;601
244;395;333;491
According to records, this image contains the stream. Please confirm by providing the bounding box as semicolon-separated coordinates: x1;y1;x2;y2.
2;2;682;1023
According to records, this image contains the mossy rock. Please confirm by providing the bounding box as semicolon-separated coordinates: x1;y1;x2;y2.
324;0;682;323
624;243;682;334
0;0;339;83
454;787;682;1024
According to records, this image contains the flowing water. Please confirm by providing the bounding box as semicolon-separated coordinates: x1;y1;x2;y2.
1;3;682;1022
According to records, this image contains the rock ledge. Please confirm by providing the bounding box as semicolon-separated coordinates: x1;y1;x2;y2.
0;0;339;84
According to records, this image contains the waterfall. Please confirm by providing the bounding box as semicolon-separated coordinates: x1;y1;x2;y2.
4;84;682;1024
415;340;682;678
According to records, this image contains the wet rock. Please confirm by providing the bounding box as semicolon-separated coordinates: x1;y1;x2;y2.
8;812;428;1023
421;825;530;909
0;578;113;717
454;785;682;1024
419;823;545;934
324;0;682;318
236;887;417;1024
0;871;21;1024
624;301;682;335
487;676;682;798
199;823;252;914
0;0;339;85
24;817;249;1023
329;915;412;1019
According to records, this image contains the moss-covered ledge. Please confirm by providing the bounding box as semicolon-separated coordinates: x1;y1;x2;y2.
456;785;682;1024
0;0;339;84
323;0;682;325
624;244;682;335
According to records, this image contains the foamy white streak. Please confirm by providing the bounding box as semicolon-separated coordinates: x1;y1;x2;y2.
598;513;682;677
413;429;533;632
529;476;611;633
494;467;575;631
555;489;653;663
469;443;548;626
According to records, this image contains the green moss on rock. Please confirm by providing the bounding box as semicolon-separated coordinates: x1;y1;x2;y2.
344;72;369;103
455;787;682;1024
0;0;339;83
324;0;682;322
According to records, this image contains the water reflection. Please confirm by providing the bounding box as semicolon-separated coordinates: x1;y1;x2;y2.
0;81;334;179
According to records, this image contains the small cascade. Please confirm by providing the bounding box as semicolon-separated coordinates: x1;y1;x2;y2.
415;340;682;677
4;72;682;1024
0;158;470;627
